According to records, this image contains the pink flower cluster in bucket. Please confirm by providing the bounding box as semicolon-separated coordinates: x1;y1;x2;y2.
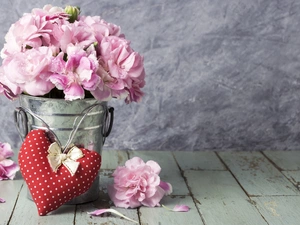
0;142;19;180
0;5;145;103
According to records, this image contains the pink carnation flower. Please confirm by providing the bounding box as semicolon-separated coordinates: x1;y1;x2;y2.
0;142;19;180
1;5;67;58
0;4;145;103
1;46;55;96
49;44;99;100
97;36;145;103
79;16;123;45
108;157;172;208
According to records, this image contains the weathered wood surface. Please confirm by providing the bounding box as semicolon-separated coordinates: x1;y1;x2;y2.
0;179;23;225
140;196;203;225
218;151;299;196
185;170;268;225
173;151;226;171
263;151;300;171
252;196;300;225
9;181;76;225
1;150;300;225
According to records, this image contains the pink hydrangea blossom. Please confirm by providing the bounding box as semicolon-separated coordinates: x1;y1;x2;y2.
108;157;172;208
0;142;19;180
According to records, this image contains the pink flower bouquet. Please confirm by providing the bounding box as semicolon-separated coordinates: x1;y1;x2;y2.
0;5;145;103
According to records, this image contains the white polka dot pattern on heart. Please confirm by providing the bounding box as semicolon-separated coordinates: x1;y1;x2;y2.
18;129;101;216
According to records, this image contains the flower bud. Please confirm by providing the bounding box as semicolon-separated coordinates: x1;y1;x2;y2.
65;5;80;23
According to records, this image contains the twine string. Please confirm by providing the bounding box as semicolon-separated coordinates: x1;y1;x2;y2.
14;103;110;152
63;103;107;153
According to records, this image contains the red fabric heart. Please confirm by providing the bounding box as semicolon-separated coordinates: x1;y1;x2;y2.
18;129;101;216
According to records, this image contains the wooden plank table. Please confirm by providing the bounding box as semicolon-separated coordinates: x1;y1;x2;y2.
1;150;300;225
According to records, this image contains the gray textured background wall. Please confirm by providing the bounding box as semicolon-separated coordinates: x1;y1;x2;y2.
1;0;300;151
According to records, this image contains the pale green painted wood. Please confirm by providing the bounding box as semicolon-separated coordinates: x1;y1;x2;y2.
99;170;114;199
263;151;300;171
218;151;270;171
282;171;300;187
5;150;300;225
173;151;226;170
0;179;23;225
218;151;299;196
199;198;268;225
185;170;267;225
185;170;248;199
128;151;189;195
101;149;129;170
251;196;300;225
139;196;203;225
8;183;76;225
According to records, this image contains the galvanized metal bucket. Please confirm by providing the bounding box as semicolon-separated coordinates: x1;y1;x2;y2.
14;94;114;204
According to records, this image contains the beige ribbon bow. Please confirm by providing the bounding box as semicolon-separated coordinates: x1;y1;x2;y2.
47;142;84;176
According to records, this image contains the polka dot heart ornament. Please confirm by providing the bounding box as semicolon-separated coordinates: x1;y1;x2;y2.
18;129;101;216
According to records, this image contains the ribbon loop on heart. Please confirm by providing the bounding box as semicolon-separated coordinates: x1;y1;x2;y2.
47;142;84;176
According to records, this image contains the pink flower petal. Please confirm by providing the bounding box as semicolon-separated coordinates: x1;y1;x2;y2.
4;161;19;180
159;181;173;195
146;160;161;174
49;74;69;90
64;83;85;100
162;204;190;212
173;204;190;212
124;157;145;169
88;208;138;224
0;198;5;203
0;142;14;159
141;186;165;207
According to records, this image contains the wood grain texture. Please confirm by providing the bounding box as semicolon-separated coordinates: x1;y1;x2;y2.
263;151;300;171
185;170;248;199
139;196;203;225
252;196;300;225
185;170;268;225
218;151;299;196
282;171;300;188
173;151;226;170
8;183;76;225
199;198;268;225
101;150;129;170
0;180;23;225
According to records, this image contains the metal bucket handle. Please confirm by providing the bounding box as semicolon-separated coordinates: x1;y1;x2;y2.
103;107;114;138
14;108;28;141
14;107;62;147
14;103;114;152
